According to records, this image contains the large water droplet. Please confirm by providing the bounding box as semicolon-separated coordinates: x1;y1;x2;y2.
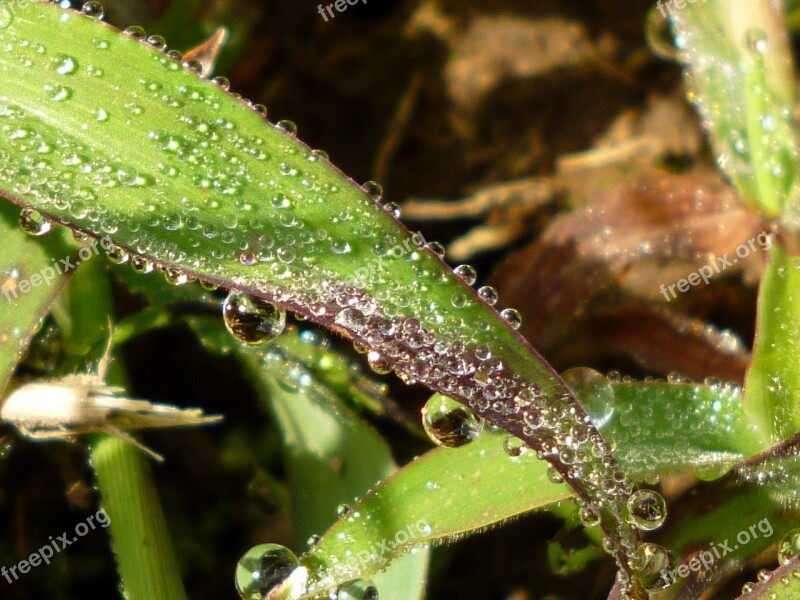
744;28;768;54
0;6;13;29
55;55;79;76
578;504;601;527
19;208;51;236
223;291;286;346
81;1;105;20
234;544;303;600
421;395;483;448
634;543;672;592
778;529;800;565
336;579;379;600
453;264;477;285
561;367;615;429
626;489;667;531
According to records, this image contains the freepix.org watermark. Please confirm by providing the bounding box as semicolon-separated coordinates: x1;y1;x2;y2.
659;231;772;301
330;519;430;576
317;0;368;22
660;517;773;586
2;236;114;304
655;0;707;20
2;509;110;584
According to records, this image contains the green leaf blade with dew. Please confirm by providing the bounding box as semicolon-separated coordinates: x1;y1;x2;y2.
0;3;645;592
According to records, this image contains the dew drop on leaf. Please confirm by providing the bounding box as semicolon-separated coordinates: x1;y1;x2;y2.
223;290;286;347
19;208;51;236
578;503;601;527
778;529;800;565
421;395;483;448
453;264;477;285
561;367;615;429
80;1;105;20
0;6;13;29
367;350;392;375
499;308;522;330
335;579;379;600
476;285;498;305
503;435;526;457
626;489;667;531
634;543;673;592
234;543;303;600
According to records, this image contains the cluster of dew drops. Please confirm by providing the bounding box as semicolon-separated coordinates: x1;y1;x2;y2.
5;2;696;597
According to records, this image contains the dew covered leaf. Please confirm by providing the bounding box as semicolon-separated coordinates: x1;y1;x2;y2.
0;2;648;590
181;314;429;600
649;434;800;598
262;377;764;596
0;198;75;395
670;0;798;215
744;245;800;445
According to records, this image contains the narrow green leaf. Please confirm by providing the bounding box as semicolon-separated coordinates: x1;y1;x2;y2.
671;0;798;215
0;199;74;395
0;3;646;589
744;244;800;443
92;437;188;600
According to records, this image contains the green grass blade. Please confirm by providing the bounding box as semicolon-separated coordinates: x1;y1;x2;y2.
744;244;800;444
0;3;647;588
671;0;798;215
0;199;74;395
92;437;189;600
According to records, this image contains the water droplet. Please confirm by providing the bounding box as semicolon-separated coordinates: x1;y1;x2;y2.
421;395;483;448
336;579;379;600
234;544;303;600
744;28;768;54
223;290;286;347
306;534;321;548
561;367;615;429
211;76;231;90
361;181;383;199
741;582;755;594
627;489;667;531
426;242;445;258
477;286;498;305
546;467;564;484
0;6;13;29
778;529;800;565
634;543;672;591
19;208;51;236
123;25;146;40
503;436;527;457
164;268;188;286
130;255;154;274
367;351;392;375
182;59;204;75
276;120;297;135
55;55;78;75
579;504;601;527
146;35;167;51
106;244;129;265
500;308;522;329
336;503;351;517
453;264;477;285
44;83;72;102
81;1;105;19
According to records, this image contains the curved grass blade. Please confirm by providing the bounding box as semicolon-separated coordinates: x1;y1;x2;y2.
0;198;75;395
670;0;798;216
731;557;800;599
0;3;644;591
744;244;800;445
